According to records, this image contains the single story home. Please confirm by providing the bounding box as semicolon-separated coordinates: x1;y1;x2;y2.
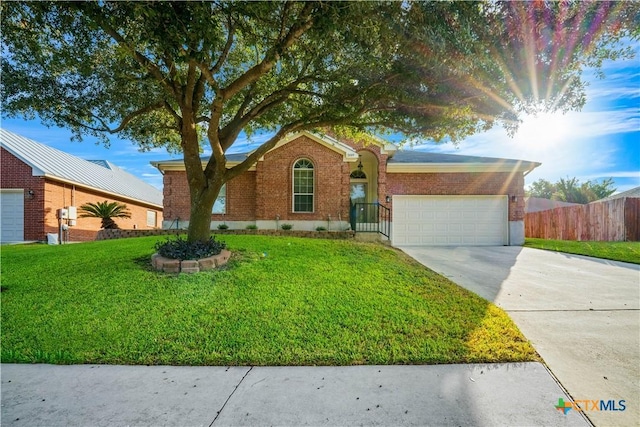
0;129;163;243
153;131;539;246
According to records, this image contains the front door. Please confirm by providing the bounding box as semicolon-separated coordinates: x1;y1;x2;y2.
350;183;367;204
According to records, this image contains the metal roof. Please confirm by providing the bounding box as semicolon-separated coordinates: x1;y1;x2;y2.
0;129;162;208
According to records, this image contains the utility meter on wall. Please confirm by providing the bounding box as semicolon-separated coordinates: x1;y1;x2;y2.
66;206;77;220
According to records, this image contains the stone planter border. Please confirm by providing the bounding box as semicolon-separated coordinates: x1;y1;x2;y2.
151;249;231;274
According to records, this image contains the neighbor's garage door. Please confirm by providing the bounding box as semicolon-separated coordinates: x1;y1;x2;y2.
1;189;25;243
392;195;508;246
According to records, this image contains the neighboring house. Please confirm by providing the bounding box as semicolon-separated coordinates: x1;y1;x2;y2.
0;129;163;243
153;131;539;246
594;185;640;203
524;197;581;213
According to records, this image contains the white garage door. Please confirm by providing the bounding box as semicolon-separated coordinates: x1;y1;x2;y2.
1;190;25;243
392;195;508;246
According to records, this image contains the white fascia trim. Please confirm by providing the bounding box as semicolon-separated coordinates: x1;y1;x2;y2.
151;159;256;172
386;163;537;173
368;134;398;154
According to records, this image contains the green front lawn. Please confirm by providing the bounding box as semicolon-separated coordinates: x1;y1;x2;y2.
1;236;537;366
525;238;640;264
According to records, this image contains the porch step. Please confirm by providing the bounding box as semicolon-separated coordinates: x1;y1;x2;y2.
354;233;389;243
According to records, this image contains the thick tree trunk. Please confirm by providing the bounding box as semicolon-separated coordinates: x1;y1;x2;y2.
186;184;220;243
181;129;226;243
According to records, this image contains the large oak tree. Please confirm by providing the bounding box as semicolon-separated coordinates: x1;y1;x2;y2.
2;1;637;242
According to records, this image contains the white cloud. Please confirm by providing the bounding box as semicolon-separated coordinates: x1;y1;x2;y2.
580;171;640;180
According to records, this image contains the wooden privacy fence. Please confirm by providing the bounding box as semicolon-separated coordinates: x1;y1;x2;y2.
525;197;639;241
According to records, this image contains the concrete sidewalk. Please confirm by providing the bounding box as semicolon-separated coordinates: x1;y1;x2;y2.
1;363;587;426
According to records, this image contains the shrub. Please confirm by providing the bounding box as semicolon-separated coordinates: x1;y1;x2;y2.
246;224;258;230
217;223;229;230
315;226;327;231
154;236;226;261
281;223;293;230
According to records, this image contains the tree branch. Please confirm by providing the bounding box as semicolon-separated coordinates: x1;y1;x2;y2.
219;75;319;149
211;16;236;75
62;101;167;135
220;2;317;100
184;60;198;107
75;3;178;98
224;122;304;181
163;101;182;122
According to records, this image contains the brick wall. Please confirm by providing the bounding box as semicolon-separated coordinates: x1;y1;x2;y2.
44;181;163;241
386;172;525;221
162;136;353;223
1;148;46;240
1;147;163;242
256;135;350;221
163;170;256;222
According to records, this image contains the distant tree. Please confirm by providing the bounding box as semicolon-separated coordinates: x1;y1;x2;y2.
526;179;555;200
554;177;588;203
582;178;617;200
2;1;637;242
527;177;616;203
79;201;132;229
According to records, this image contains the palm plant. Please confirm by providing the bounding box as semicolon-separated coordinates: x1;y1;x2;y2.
79;201;131;229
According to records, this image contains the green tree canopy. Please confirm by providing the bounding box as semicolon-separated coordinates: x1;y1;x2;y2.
2;1;638;241
526;177;616;203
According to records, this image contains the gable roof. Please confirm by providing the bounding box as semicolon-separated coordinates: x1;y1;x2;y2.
0;129;162;208
387;150;540;173
595;185;640;202
265;131;360;161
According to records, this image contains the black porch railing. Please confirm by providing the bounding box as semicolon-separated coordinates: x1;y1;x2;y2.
350;202;391;238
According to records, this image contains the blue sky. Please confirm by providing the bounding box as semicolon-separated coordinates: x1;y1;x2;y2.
2;40;638;194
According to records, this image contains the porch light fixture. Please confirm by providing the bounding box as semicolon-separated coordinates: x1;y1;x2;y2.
510;195;518;202
385;195;391;203
350;155;367;179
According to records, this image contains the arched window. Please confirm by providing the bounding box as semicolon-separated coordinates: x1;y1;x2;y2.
293;158;314;212
350;169;367;179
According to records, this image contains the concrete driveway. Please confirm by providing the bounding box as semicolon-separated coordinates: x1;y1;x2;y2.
401;246;640;427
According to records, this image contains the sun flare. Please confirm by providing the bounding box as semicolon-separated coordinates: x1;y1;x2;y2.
515;112;572;151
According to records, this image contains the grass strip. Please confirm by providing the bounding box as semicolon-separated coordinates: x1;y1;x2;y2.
525;238;640;264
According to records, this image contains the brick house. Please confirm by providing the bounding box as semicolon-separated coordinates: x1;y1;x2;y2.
152;131;540;246
0;129;163;243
